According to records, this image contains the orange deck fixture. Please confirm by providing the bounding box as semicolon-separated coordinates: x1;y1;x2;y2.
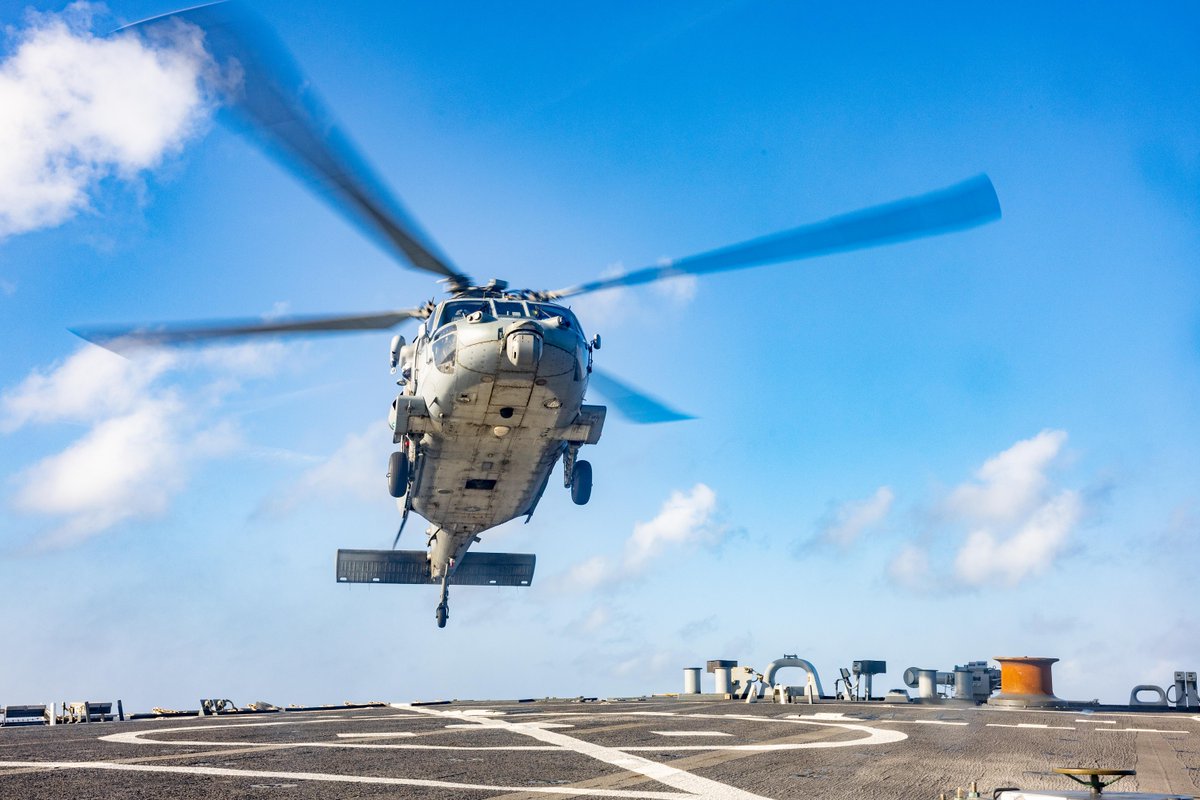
992;656;1066;707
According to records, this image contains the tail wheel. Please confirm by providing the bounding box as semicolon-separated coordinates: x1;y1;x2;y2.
570;460;592;506
387;451;409;498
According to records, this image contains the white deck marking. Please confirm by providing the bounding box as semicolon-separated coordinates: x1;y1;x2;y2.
70;703;912;800
1096;728;1188;734
1074;719;1117;724
786;713;970;727
445;721;575;730
986;706;1194;722
987;723;1075;730
335;732;416;738
102;727;558;751
686;712;908;747
620;743;888;752
0;761;690;798
398;704;771;800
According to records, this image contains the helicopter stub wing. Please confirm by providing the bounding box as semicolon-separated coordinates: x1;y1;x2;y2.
335;549;536;587
545;175;1000;299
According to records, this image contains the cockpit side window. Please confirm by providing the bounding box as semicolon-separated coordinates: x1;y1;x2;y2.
529;303;580;330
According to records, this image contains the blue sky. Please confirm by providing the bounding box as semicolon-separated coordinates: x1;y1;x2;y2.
1;1;1197;710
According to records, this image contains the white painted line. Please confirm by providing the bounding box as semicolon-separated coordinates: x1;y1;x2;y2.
1096;728;1188;734
446;721;574;730
690;713;909;746
396;704;772;800
650;731;733;737
1074;719;1117;724
89;704;915;800
984;706;1197;722
782;714;969;729
987;723;1075;730
0;761;690;798
619;743;889;752
881;720;970;726
104;716;402;737
335;732;417;738
102;727;558;751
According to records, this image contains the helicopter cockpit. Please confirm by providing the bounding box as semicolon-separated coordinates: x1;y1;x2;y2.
432;299;581;332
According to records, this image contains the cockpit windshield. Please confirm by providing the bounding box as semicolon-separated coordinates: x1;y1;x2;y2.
492;301;526;317
432;299;581;332
436;300;489;327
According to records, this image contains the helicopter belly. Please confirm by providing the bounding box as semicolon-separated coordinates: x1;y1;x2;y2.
412;431;561;535
407;332;593;537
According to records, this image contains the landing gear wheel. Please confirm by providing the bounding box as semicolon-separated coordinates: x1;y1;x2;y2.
387;451;409;498
570;460;592;506
435;603;448;628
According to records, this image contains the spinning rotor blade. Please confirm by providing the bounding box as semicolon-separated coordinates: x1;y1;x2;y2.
73;308;426;350
122;3;469;287
547;175;1000;299
588;368;692;424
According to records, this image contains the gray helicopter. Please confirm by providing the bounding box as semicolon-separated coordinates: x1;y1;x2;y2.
77;4;1002;627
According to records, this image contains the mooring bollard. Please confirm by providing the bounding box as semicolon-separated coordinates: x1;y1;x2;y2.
990;656;1068;708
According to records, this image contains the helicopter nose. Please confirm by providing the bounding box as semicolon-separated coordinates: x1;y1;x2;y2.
504;323;543;370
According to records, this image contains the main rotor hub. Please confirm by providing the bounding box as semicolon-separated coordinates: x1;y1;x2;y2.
449;280;548;302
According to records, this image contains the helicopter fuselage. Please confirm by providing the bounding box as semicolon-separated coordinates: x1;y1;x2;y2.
389;294;605;578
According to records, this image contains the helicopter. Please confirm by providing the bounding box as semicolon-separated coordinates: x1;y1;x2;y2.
76;4;1002;627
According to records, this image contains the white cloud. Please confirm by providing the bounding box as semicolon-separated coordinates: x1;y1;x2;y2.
2;342;280;547
568;260;698;330
577;605;611;633
887;543;931;590
11;396;185;547
567;263;633;327
261;423;393;516
943;429;1066;525
562;555;617;591
1;345;176;431
263;301;292;321
652;273;698;304
581;606;610;632
953;489;1082;586
944;430;1080;587
885;429;1084;591
623;483;720;570
556;483;727;591
817;485;893;547
0;3;216;239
